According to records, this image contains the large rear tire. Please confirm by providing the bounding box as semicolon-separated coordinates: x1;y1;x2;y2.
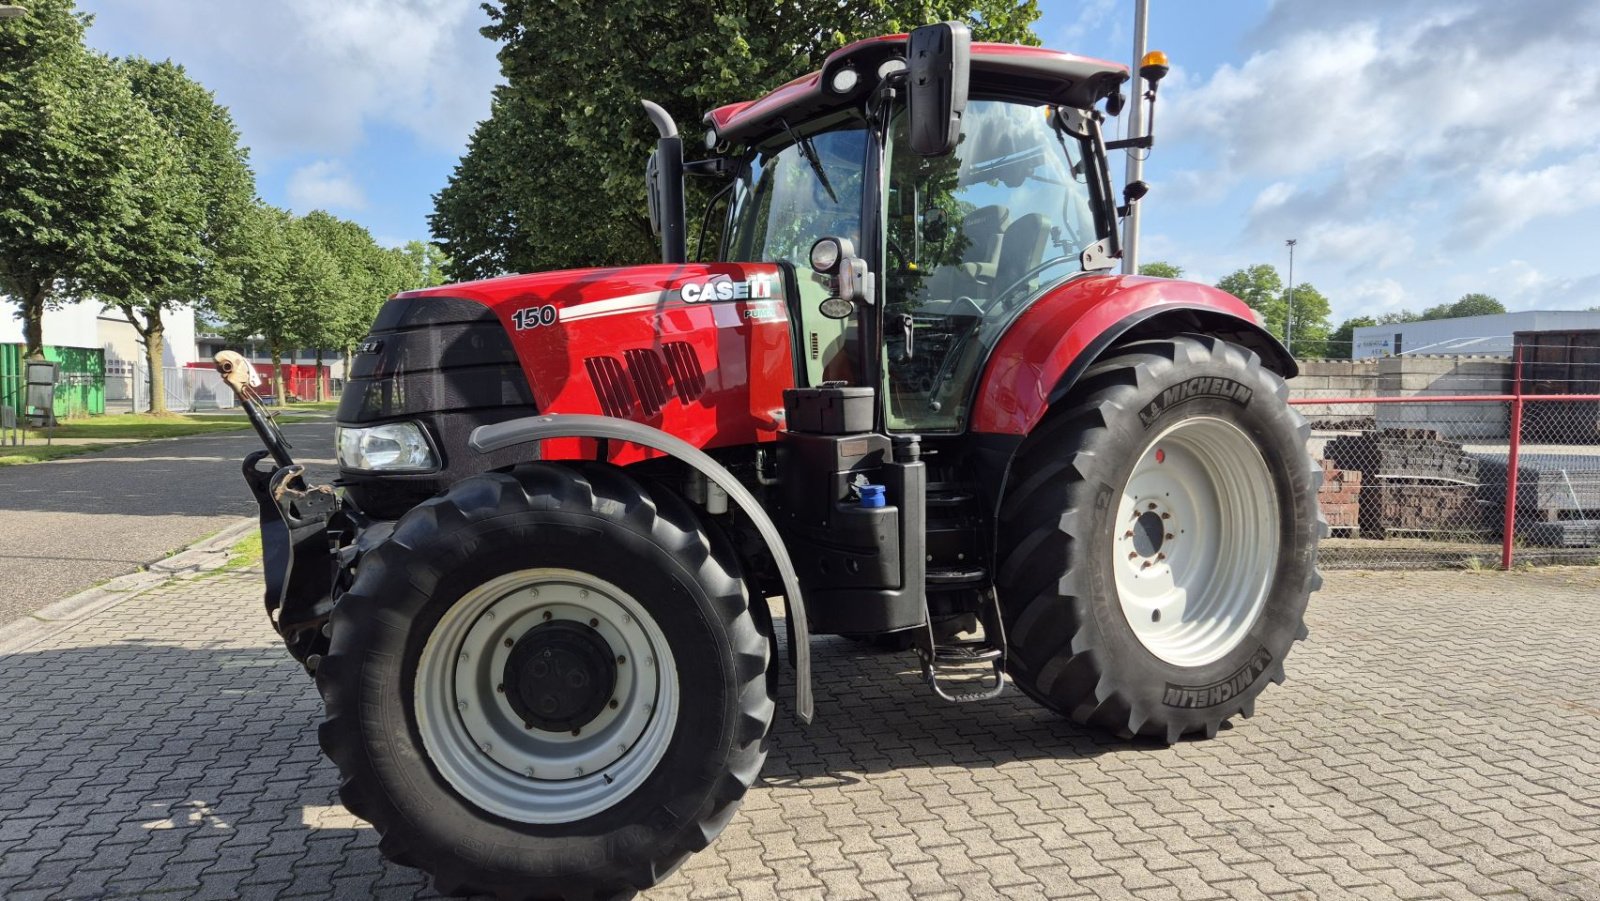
316;463;772;900
998;336;1321;743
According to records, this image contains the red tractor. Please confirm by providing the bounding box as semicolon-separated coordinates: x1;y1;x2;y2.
220;23;1319;901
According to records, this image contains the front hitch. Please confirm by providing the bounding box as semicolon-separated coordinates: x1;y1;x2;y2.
215;351;345;670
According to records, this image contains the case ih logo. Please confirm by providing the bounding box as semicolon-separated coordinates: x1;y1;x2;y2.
677;275;775;304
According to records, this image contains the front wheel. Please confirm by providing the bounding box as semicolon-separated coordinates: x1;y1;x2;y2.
316;463;772;900
998;336;1321;743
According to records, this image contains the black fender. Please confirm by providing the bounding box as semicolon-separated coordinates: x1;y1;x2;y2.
469;414;814;724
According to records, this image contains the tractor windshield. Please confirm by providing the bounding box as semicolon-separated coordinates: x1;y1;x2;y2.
725;114;868;387
883;99;1100;431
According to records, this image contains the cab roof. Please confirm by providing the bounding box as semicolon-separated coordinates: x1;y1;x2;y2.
704;36;1129;148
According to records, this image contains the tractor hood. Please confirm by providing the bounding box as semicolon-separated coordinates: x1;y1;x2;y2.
360;262;798;464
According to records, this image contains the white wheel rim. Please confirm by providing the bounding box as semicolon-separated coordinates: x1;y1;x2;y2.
1112;416;1279;667
414;569;679;824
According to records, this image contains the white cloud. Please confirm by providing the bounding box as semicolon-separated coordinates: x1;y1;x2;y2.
82;0;502;159
286;160;366;212
1161;1;1600;253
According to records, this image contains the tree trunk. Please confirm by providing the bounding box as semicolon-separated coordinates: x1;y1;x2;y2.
145;318;167;415
315;348;325;402
270;343;284;407
120;305;168;415
22;282;47;360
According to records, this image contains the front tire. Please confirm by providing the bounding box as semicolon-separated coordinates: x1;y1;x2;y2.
316;463;772;900
998;336;1321;743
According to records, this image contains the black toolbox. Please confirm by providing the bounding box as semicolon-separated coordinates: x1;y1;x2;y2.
783;386;874;435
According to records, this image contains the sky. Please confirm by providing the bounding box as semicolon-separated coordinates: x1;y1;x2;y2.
77;0;1600;323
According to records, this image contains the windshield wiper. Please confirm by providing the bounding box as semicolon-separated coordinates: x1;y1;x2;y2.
780;118;839;204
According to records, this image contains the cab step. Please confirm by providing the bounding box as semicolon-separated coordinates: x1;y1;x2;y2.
926;566;987;587
921;640;1006;703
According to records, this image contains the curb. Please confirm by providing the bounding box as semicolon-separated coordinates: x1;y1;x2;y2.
0;517;258;656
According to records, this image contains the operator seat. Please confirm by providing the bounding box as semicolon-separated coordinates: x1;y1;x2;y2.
994;213;1051;298
925;204;1009;302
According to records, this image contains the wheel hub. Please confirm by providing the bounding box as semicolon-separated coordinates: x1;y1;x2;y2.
504;621;617;733
1131;508;1167;558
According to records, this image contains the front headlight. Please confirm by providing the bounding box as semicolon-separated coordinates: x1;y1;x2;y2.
336;422;437;472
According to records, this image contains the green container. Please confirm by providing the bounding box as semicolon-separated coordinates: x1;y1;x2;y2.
0;344;106;420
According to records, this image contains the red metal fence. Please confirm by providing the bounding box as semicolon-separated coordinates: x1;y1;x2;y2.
1294;346;1600;570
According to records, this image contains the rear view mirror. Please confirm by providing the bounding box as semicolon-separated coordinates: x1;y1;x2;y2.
906;21;971;156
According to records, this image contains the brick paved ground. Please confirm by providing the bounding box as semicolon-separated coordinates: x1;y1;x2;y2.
1;566;1598;900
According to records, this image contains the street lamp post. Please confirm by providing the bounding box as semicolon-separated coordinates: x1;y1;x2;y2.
1284;238;1297;357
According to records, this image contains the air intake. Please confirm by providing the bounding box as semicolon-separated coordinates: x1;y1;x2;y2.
623;348;672;417
661;341;705;403
584;355;637;418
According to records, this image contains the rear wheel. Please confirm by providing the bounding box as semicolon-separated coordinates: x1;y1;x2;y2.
317;463;772;900
998;336;1320;742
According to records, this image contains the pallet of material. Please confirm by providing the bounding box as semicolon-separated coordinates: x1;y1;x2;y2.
1522;519;1600;548
1361;479;1488;539
1474;454;1600;520
1325;429;1480;483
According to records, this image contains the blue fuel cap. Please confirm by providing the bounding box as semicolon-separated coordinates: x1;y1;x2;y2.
858;484;886;508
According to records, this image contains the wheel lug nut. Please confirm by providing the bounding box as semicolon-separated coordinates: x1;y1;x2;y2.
504;638;514;648
1165;533;1174;540
542;611;552;621
1147;502;1157;510
1161;513;1171;520
608;699;619;709
617;655;626;665
496;684;505;693
1123;530;1134;539
1141;561;1152;569
1128;552;1138;560
571;728;581;736
589;618;599;627
457;700;468;710
524;721;533;730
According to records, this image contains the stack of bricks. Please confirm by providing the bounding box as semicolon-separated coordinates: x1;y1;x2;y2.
1325;429;1487;539
1317;458;1360;534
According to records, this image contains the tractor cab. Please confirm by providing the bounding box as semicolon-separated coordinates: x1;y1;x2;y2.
660;25;1133;435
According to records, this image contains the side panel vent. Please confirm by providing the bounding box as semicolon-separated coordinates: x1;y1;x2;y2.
662;341;706;403
584;355;637;418
623;348;672;417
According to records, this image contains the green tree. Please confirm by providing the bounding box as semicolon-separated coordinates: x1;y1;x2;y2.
433;1;1042;280
1215;264;1332;358
97;57;255;413
1138;261;1184;279
1419;292;1504;320
1329;316;1378;359
0;2;151;358
224;205;338;404
298;211;385;400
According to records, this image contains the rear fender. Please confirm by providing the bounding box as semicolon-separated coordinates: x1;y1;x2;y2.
970;274;1293;436
469;414;814;724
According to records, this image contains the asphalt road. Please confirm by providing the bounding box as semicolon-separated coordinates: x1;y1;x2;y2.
0;419;336;624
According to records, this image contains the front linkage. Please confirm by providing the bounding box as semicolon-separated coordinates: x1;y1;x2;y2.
215;351;350;671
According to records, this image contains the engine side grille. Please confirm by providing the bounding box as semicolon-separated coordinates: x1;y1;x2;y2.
623;349;672;417
662;341;706;403
584;355;637;418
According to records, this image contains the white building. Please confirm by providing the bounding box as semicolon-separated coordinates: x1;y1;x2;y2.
1353;310;1600;358
0;299;200;370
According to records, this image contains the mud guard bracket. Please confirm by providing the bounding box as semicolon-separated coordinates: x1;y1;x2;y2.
469;414;815;724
